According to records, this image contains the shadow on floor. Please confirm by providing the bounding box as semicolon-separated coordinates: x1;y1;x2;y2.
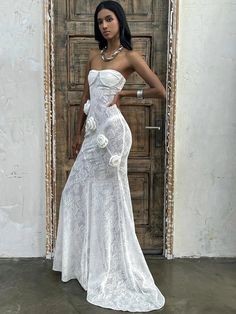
0;256;235;313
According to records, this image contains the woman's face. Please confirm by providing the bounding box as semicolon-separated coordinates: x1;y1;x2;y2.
97;9;120;40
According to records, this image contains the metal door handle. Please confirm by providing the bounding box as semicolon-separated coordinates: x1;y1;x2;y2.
146;117;164;147
145;126;161;130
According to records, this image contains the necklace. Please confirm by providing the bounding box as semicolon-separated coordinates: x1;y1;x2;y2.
101;45;123;62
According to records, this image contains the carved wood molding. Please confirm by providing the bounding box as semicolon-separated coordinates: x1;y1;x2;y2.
44;0;179;259
164;0;179;259
44;0;57;258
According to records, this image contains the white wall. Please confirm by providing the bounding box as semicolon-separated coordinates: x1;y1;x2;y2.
0;0;45;257
173;0;236;257
0;0;235;258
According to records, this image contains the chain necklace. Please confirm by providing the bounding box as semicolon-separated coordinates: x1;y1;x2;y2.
101;45;123;62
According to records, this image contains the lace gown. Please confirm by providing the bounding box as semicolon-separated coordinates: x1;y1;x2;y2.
52;69;165;312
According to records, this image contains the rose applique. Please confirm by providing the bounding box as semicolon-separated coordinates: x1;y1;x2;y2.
109;155;121;167
97;134;108;148
85;116;96;132
83;99;91;115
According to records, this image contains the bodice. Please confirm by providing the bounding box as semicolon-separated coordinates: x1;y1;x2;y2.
82;69;131;169
88;69;126;107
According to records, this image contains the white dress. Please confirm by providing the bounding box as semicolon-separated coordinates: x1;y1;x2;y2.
52;69;165;312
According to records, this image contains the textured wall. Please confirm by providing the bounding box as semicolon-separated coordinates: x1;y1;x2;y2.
1;0;235;258
0;0;45;256
173;1;236;257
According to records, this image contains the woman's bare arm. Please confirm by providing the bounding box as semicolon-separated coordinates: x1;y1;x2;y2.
76;58;91;137
121;50;166;99
72;50;97;156
76;48;98;137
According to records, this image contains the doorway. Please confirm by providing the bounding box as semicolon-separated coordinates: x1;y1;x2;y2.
44;0;178;258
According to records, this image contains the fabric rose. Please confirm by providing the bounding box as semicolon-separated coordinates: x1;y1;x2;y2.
109;155;121;167
85;116;96;132
97;134;108;148
83;99;91;115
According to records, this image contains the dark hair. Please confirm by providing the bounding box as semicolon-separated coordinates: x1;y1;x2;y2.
94;1;132;50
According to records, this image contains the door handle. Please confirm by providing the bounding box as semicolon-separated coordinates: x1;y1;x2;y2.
145;126;161;130
145;117;164;147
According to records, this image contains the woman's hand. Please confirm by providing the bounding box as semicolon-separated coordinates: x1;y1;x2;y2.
72;134;83;158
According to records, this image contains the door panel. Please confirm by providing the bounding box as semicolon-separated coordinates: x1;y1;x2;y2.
54;0;168;253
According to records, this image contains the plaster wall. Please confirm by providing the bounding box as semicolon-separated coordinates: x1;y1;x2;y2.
1;0;235;258
0;0;45;257
173;0;236;257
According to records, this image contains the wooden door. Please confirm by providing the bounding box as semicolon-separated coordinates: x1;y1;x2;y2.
54;0;168;254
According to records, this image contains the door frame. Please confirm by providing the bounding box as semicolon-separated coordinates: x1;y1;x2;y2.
44;0;179;259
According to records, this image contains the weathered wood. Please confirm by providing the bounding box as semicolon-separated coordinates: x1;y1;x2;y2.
54;0;168;253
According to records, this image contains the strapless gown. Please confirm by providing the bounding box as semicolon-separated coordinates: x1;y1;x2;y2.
52;69;165;312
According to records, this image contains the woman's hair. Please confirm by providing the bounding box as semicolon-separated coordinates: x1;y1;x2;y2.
94;1;132;50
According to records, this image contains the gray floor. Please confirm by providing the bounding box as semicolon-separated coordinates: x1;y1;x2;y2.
0;257;235;314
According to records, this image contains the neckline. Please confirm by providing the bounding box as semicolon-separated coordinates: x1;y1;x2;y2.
89;69;126;82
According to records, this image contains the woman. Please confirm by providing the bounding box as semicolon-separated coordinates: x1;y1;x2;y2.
53;1;166;312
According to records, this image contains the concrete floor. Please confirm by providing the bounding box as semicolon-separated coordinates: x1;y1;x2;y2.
0;257;235;314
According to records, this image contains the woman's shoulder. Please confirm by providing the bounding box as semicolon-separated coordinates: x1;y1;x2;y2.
88;48;100;61
125;48;142;59
125;49;144;70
